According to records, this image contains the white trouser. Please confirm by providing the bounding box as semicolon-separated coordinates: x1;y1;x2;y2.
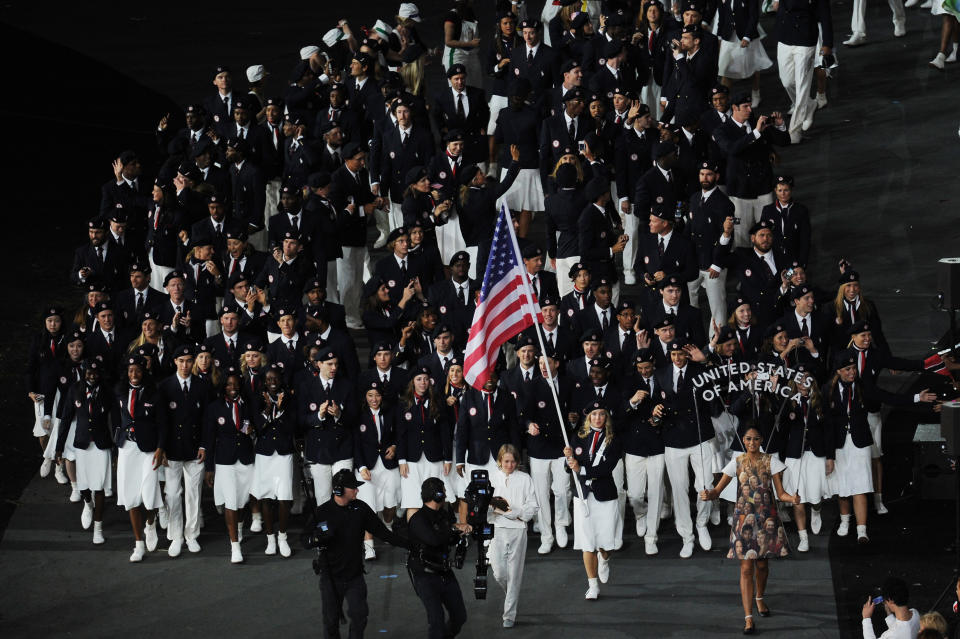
466;245;480;280
374;207;391;241
777;43;817;138
641;80;662;118
337;246;367;326
265;178;282;224
529;456;571;544
490;527;527;623
388;201;404;231
555;257;582;297
687;269;728;338
625;452;666;541
148;257;174;293
309;459;354;506
851;0;905;36
730;193;774;248
325;260;340;304
621;209;640;277
868;410;883;459
164;458;204;542
664;440;716;544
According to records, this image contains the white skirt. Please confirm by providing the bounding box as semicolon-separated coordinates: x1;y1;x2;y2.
75;445;112;492
213;462;254;510
436;211;467;265
32;400;49;437
718;34;773;80
487;95;509;134
250;452;294;501
573;493;619;552
782;452;830;505
834;433;874;497
357;459;401;511
116;441;163;510
400;456;444;509
497;168;544;213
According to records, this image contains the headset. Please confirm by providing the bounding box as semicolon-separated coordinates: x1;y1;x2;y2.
420;477;446;504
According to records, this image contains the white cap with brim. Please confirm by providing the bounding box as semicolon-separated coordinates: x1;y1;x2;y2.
300;45;320;60
398;2;421;21
373;19;393;39
246;64;266;82
322;28;345;48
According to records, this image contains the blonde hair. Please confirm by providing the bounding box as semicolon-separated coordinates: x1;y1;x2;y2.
577;408;614;446
497;443;520;466
400;55;425;96
240;352;267;375
832;282;874;324
919;612;947;635
192;357;223;388
549;156;584;183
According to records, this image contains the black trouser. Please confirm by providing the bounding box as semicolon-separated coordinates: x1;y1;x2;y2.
319;572;368;639
411;570;467;639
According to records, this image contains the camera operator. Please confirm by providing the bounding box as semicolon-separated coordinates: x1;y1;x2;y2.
407;477;470;639
303;469;410;639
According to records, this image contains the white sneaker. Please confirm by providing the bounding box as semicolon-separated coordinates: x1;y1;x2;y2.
644;537;659;555
40;458;53;478
145;522;158;552
623;271;637;286
230;541;244;564
797;532;810;553
843;33;867;47
751;90;761;108
837;518;850;537
930;52;946;70
81;502;93;529
894;21;906;37
278;532;292;558
585;582;600;600
697;526;712;551
801;116;814;132
904;0;919;6
555;526;568;549
55;463;68;484
635;518;647;538
130;541;145;562
947;46;958;62
598;554;610;583
790;131;803;145
265;534;277;555
157;504;168;529
875;496;889;515
811;508;822;535
250;513;263;533
186;538;201;553
538;540;553;555
816;93;828;110
710;501;721;526
69;485;81;503
168;539;182;557
680;541;694;558
92;522;105;545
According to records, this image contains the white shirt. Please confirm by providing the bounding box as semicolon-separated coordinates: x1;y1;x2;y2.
563;112;578;137
672;364;687;388
281;334;298;349
754;249;776;275
663;301;679;315
176;374;192;392
658;228;674;253
451;88;469;116
525;44;540;59
489;468;539;529
452;280;469;301
860;609;920;639
595;303;611;327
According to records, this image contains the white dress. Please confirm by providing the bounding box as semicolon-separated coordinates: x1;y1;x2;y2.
718;29;773;79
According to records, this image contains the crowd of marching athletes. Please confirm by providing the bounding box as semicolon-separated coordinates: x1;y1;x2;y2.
23;0;960;633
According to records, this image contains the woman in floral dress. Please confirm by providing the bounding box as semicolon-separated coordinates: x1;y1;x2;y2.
701;426;799;634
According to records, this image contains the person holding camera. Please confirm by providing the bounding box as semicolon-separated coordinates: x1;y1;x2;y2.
489;443;539;627
304;468;411;639
564;402;624;600
407;477;470;639
861;577;921;639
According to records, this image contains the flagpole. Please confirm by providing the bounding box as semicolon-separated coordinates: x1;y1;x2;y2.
500;205;587;504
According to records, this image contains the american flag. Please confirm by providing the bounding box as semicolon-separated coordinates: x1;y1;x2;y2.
464;204;542;389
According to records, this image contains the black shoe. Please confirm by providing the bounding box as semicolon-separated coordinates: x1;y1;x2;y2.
743;617;756;634
756;598;770;617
